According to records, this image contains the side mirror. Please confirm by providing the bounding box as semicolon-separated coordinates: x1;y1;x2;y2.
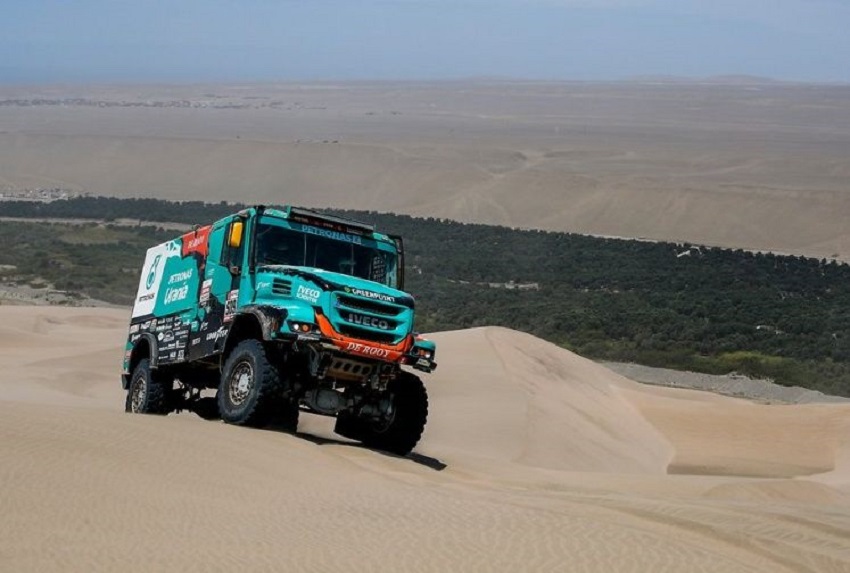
228;221;244;248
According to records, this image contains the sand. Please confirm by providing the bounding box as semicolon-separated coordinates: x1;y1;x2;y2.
2;82;850;261
2;305;850;572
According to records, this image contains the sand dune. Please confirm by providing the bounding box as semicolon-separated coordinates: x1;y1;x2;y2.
425;328;673;475
2;306;850;572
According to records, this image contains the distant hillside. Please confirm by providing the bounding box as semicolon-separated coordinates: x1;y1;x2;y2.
703;74;784;84
627;74;786;85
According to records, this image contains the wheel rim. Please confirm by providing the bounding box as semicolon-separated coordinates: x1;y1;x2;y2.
228;361;254;406
130;377;147;412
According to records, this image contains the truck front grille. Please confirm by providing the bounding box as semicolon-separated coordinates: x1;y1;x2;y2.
338;324;400;345
332;291;409;345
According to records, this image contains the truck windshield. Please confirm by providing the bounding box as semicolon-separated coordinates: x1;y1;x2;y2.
256;221;398;288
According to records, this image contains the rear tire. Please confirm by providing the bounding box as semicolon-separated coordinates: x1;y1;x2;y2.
218;339;284;427
335;372;428;456
125;359;174;414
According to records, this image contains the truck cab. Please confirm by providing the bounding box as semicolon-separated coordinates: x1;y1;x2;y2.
123;206;435;455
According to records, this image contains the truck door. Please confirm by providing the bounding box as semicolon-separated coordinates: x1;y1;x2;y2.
189;217;245;359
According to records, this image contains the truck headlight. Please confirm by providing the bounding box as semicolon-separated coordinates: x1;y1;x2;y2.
289;321;317;333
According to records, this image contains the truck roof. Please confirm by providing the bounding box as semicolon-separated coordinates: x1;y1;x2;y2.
256;205;394;244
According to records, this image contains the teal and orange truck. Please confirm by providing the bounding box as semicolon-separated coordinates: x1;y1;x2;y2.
122;206;435;454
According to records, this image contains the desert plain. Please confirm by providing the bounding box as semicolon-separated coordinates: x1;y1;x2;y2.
2;81;850;571
2;81;850;260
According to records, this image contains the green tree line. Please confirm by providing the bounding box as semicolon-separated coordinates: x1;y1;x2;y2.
2;197;849;395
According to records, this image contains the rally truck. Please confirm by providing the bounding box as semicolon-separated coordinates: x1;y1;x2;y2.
122;206;436;455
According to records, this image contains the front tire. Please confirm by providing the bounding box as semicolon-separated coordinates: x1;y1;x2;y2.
218;339;284;427
335;372;428;456
125;358;174;414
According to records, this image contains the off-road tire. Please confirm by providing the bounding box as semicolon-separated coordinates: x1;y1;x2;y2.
335;371;428;456
125;359;174;414
218;339;285;427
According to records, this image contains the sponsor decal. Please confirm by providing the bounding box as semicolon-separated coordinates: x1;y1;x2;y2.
205;328;227;342
168;269;194;284
370;254;387;284
133;243;172;318
130;334;141;343
150;319;158;330
177;350;185;361
345;312;390;330
129;324;140;334
302;225;362;245
157;331;175;343
145;254;162;289
224;290;239;322
416;358;431;368
199;279;211;305
190;337;201;346
141;320;151;330
345;342;389;358
181;225;211;258
343;286;396;304
164;284;189;304
296;285;321;304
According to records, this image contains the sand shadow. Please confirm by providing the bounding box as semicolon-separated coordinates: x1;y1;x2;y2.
198;414;448;471
290;430;448;471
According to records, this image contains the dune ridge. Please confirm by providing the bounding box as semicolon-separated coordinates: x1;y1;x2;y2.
2;306;850;572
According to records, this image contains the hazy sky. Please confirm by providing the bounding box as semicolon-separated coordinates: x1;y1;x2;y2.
1;0;848;83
